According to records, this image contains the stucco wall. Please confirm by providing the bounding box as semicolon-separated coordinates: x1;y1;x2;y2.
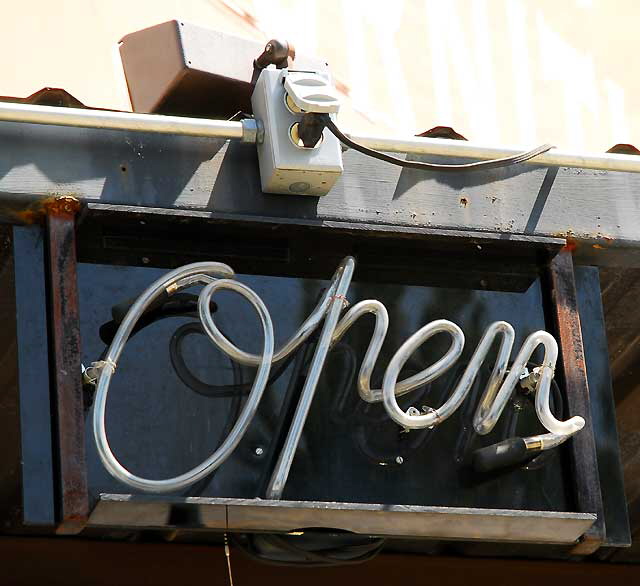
0;0;636;151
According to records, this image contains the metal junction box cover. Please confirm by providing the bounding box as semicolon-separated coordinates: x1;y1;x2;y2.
119;20;327;119
251;68;343;196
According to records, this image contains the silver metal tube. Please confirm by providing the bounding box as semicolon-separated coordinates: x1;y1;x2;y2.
529;332;585;437
381;319;584;443
383;320;515;431
0;101;639;173
0;101;244;140
470;322;515;432
265;257;356;500
525;433;568;451
348;132;640;174
381;319;467;430
199;273;338;367
331;301;465;403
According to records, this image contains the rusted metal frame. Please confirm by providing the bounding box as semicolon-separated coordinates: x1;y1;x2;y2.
33;193;606;548
44;198;88;534
545;249;605;553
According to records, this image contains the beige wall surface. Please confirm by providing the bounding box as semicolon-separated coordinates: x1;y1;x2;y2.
1;0;637;152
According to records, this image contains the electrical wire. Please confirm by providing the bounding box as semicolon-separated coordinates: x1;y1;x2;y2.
229;532;385;567
320;113;553;172
98;292;208;346
99;295;301;399
327;344;433;466
169;321;302;398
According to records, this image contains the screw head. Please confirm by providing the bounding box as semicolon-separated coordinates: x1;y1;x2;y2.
254;447;264;456
289;181;311;192
395;456;404;465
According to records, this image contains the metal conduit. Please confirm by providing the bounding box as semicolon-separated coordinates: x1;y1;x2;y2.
0;101;245;140
350;133;640;174
0;101;639;173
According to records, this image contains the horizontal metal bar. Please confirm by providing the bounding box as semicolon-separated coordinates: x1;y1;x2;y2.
77;203;564;292
0;102;244;140
0;101;638;174
90;494;596;545
0;120;638;267
349;133;640;173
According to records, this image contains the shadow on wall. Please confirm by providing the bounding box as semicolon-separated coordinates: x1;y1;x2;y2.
0;121;227;215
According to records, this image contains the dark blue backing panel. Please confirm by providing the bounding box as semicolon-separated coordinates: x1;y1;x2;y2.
13;225;55;525
575;267;630;547
78;264;574;514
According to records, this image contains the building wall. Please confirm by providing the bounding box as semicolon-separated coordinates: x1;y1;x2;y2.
0;0;637;151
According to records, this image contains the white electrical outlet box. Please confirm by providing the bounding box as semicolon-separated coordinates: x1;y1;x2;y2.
251;67;343;196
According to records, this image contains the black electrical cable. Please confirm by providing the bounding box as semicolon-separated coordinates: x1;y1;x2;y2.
470;362;565;473
329;347;436;427
182;345;244;497
319;113;554;172
229;533;385;567
169;321;305;398
518;368;565;470
99;296;301;399
98;292;208;346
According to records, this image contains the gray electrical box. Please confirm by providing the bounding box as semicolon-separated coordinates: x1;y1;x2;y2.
251;68;343;196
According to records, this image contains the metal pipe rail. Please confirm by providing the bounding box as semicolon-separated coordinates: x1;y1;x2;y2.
0;101;639;173
0;101;245;140
91;257;585;496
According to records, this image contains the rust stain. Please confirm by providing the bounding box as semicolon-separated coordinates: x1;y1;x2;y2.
334;79;351;96
3;194;81;224
564;237;578;253
43;195;81;216
551;229;615;253
11;207;44;224
46;212;89;530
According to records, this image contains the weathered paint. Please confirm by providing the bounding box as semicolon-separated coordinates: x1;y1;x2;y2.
45;211;88;534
